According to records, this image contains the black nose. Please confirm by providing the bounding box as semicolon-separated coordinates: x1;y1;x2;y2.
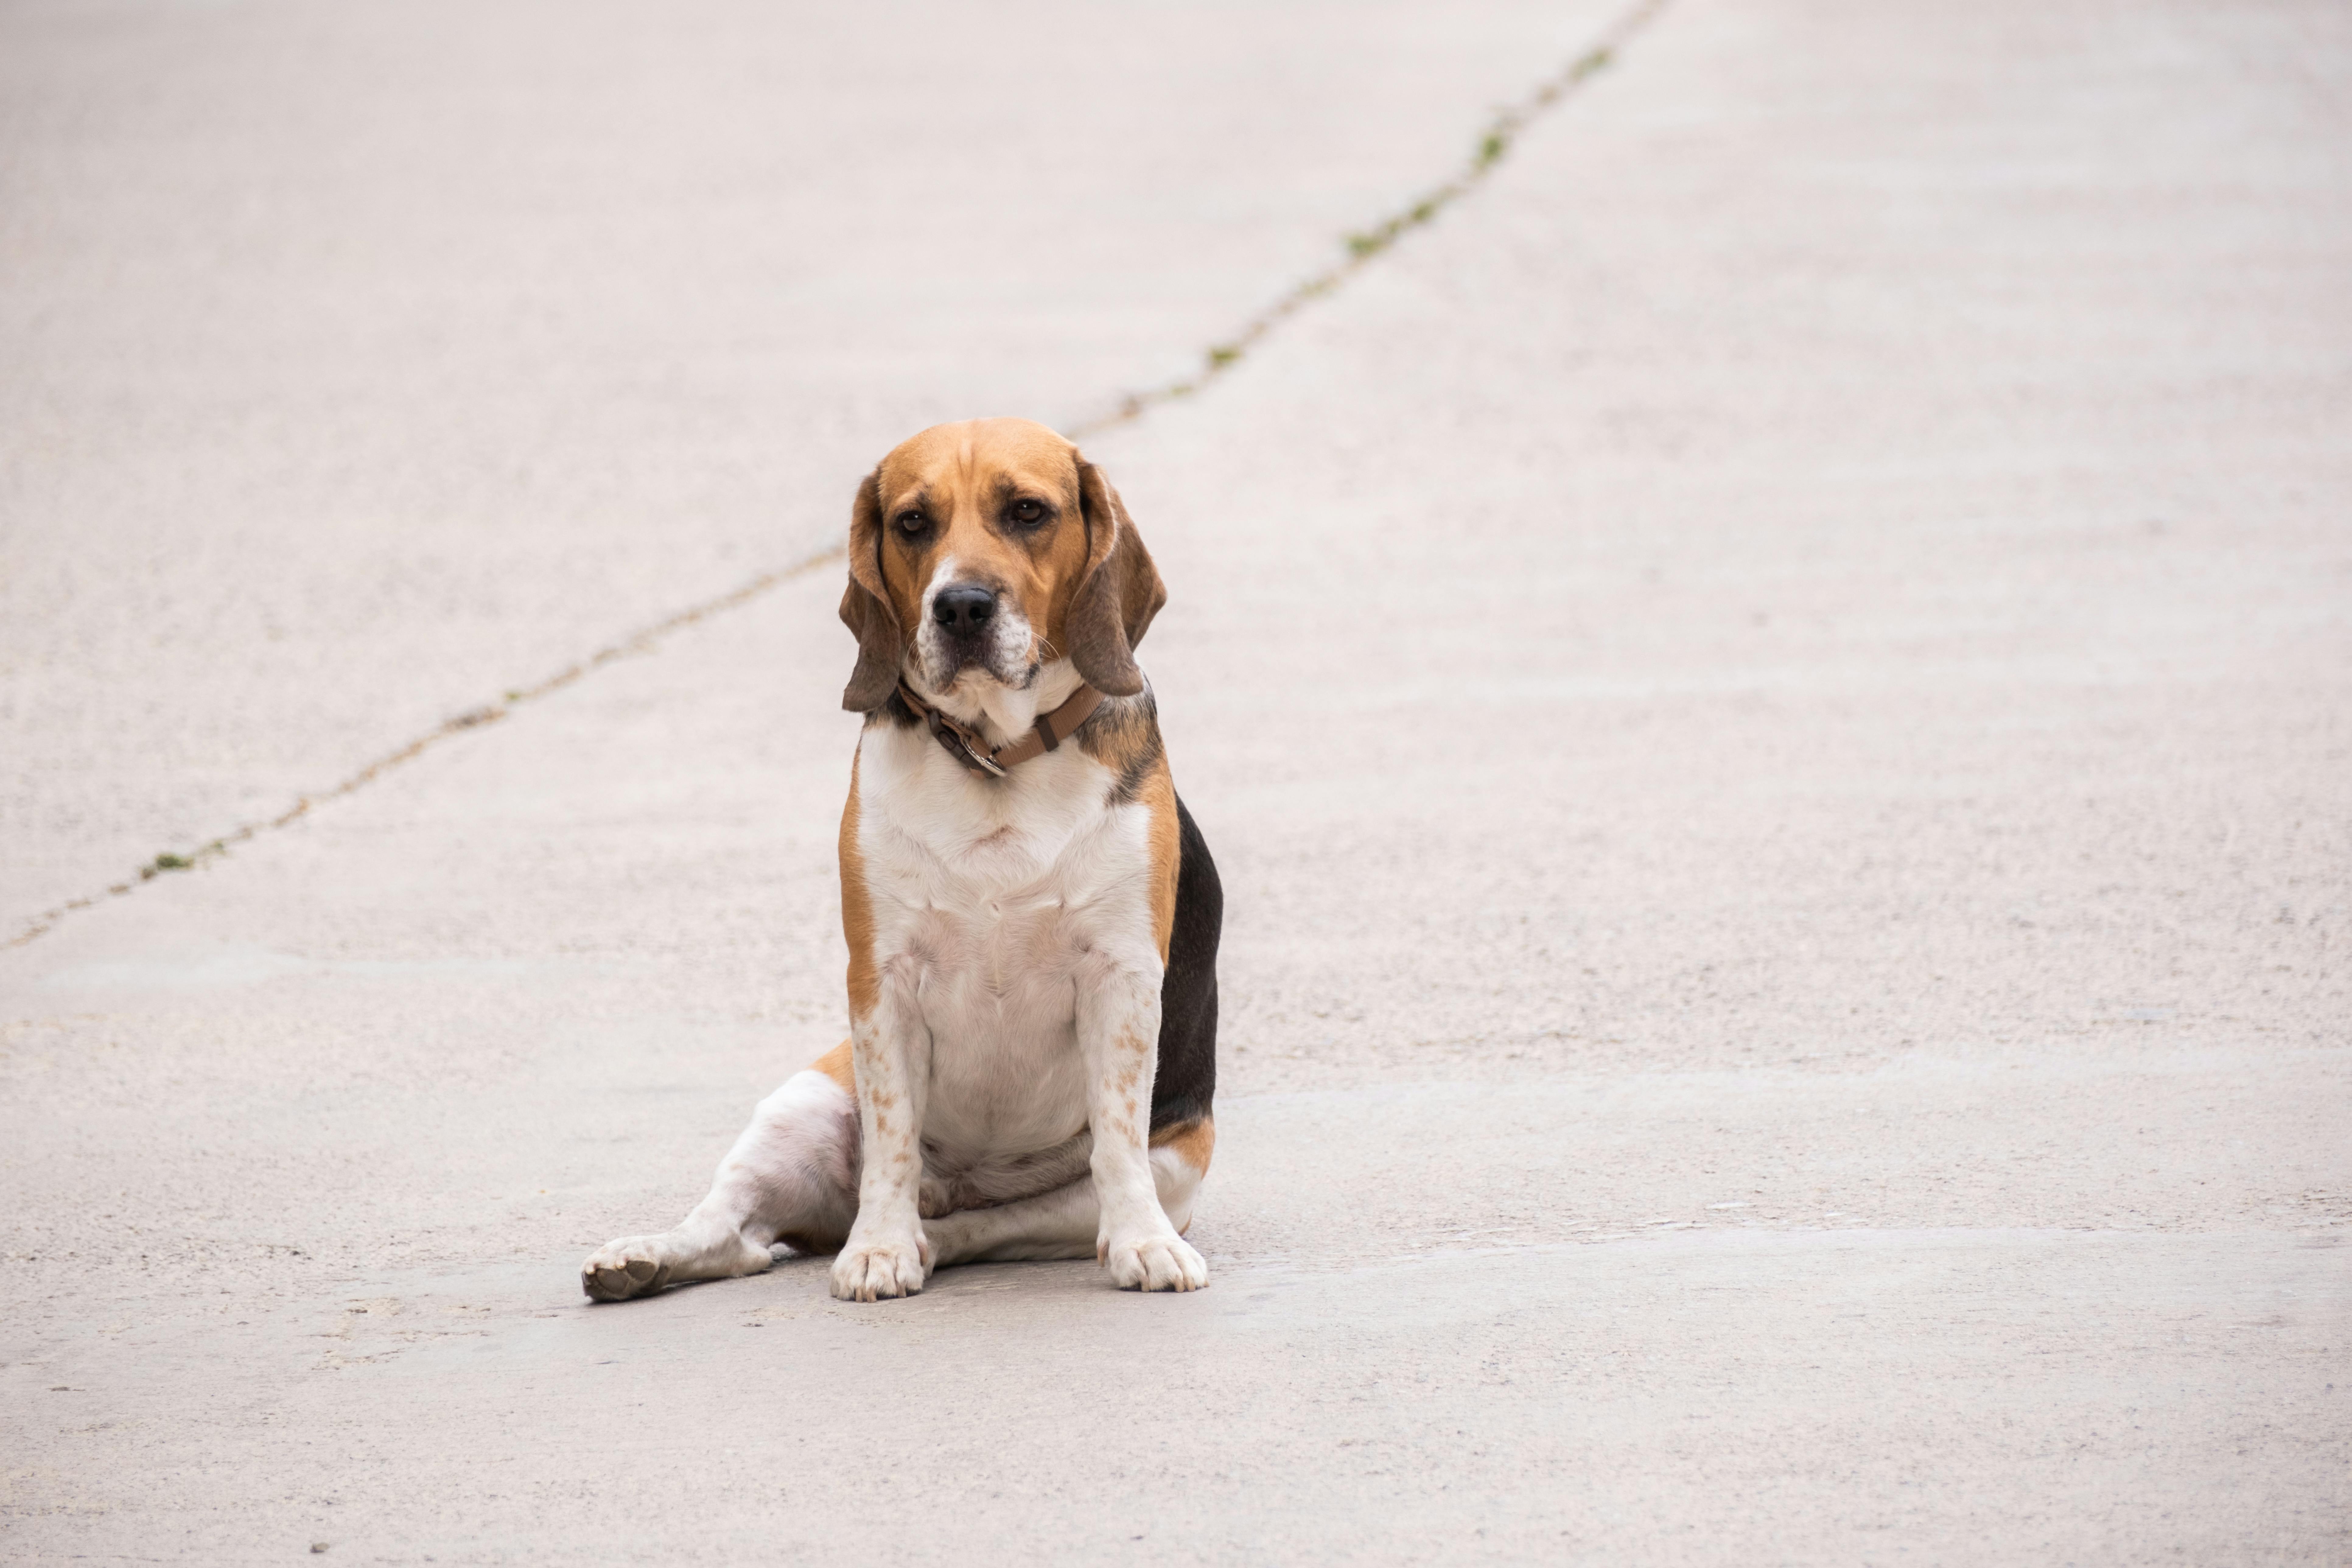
933;584;997;633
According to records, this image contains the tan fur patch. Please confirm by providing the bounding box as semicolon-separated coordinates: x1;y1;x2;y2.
839;751;879;1019
1136;759;1181;963
812;1039;855;1096
1149;1117;1216;1176
869;419;1091;663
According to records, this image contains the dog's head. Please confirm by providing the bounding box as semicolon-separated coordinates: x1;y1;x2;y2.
838;417;1167;712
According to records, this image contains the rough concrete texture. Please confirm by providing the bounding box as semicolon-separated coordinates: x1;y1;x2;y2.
3;0;2347;1563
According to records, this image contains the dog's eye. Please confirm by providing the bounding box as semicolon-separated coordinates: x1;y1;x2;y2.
1007;499;1046;527
894;510;928;534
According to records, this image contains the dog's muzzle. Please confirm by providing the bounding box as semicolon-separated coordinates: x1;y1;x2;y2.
925;580;1029;683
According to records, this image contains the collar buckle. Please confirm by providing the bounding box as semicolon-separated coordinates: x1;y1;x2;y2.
922;704;1008;778
898;678;1102;780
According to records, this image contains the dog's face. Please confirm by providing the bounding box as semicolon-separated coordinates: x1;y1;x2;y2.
839;418;1167;711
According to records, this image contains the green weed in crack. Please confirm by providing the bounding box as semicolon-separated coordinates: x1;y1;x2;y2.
1067;5;1663;439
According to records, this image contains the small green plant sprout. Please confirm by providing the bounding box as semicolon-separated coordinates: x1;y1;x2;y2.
1060;0;1664;443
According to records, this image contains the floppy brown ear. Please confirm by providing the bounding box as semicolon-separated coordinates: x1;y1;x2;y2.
1067;459;1168;697
838;469;904;712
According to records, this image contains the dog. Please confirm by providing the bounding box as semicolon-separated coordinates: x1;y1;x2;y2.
582;417;1221;1302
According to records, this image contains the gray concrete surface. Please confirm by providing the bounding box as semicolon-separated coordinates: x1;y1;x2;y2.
0;0;1624;933
4;0;2349;1563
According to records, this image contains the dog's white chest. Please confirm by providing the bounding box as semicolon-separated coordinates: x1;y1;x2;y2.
855;726;1155;1165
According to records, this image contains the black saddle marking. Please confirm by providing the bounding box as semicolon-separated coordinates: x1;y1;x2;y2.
1150;794;1221;1131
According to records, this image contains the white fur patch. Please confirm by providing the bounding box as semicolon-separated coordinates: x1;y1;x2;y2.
912;553;1040;700
854;676;1157;1167
830;663;1205;1293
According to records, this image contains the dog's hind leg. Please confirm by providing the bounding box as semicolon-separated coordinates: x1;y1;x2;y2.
580;1045;859;1302
922;1178;1095;1266
925;1122;1213;1285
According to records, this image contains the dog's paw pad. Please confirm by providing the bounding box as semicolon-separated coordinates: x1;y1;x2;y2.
1104;1233;1208;1292
581;1241;673;1303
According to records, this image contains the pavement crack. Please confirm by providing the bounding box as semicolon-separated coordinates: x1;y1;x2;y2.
5;547;841;950
1065;0;1669;438
7;0;1668;951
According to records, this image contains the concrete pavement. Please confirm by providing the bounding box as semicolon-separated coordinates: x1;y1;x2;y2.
4;0;2348;1562
1;0;1625;936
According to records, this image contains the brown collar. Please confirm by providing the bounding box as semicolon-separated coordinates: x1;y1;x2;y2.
895;679;1106;779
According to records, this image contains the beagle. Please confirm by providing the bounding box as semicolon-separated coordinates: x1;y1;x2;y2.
582;418;1221;1301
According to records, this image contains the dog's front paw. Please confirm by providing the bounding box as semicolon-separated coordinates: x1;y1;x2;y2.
829;1230;931;1302
582;1237;674;1303
1101;1231;1208;1292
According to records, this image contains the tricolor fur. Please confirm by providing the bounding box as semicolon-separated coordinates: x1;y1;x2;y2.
583;418;1221;1302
